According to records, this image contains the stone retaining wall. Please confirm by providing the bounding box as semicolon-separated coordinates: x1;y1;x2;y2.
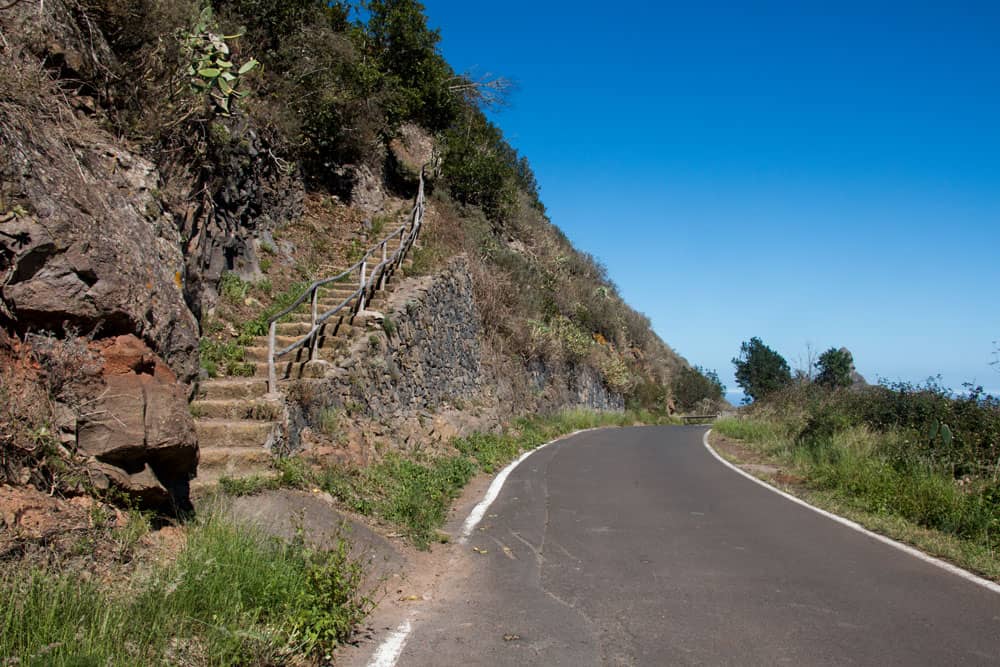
285;256;623;463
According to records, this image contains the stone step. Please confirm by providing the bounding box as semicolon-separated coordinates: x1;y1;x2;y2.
245;359;333;379
195;378;269;401
190;398;283;421
244;343;346;363
195;419;278;449
192;447;275;488
271;330;355;348
274;320;361;337
284;309;358;323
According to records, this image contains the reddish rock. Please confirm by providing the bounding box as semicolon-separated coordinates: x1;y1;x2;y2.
76;335;198;511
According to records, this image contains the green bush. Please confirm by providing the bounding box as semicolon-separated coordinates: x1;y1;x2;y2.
815;347;854;388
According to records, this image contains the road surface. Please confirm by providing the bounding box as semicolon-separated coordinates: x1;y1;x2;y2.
373;426;1000;665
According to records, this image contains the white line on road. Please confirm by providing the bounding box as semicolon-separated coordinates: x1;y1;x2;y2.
367;619;412;667
459;428;597;543
703;429;1000;596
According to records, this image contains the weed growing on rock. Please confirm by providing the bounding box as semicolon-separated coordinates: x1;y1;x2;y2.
382;315;397;337
219;272;251;302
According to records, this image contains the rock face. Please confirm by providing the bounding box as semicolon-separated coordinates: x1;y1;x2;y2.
386;122;435;191
0;18;201;509
0;87;199;382
77;336;198;511
527;359;626;412
176;116;305;317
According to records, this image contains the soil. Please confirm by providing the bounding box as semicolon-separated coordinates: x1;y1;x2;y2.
708;432;807;488
0;484;184;585
333;469;496;665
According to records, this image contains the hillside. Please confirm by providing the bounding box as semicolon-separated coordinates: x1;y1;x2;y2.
1;0;710;512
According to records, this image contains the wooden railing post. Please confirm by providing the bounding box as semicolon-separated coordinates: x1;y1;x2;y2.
358;260;367;311
267;320;277;394
309;286;319;361
379;241;387;290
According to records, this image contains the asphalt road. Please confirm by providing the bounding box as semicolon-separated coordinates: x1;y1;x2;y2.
390;426;1000;666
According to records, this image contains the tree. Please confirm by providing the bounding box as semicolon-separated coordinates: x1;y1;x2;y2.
362;0;459;128
732;337;791;401
672;366;726;412
815;347;854;388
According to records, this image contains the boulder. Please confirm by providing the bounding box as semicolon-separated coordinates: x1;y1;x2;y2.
387;122;435;190
77;336;198;512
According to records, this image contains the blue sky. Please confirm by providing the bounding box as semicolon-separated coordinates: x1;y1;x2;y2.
420;0;1000;395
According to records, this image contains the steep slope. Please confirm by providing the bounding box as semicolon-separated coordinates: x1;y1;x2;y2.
0;0;703;501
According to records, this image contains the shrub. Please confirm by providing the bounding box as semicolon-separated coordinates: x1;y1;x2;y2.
219;271;251;302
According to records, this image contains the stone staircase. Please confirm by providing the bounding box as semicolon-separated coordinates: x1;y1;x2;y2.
191;242;414;488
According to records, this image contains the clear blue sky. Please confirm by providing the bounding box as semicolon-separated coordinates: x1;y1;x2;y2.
420;0;1000;395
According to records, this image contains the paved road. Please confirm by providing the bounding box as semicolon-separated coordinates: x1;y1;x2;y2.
392;426;1000;665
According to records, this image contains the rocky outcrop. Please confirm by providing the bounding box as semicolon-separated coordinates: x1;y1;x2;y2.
175;116;305;317
0;23;200;509
386;122;435;192
1;0;117;92
76;336;197;511
527;359;626;412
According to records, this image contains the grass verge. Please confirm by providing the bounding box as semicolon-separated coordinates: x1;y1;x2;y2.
0;505;372;666
712;417;1000;581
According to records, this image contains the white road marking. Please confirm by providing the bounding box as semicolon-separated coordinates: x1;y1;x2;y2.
367;619;412;667
459;428;597;543
703;429;1000;596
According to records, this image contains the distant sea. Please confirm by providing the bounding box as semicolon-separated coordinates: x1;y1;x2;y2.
725;391;749;407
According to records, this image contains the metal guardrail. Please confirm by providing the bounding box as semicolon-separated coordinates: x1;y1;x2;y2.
266;168;427;393
681;414;719;424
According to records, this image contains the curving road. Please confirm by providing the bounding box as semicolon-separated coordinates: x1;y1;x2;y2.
381;426;1000;665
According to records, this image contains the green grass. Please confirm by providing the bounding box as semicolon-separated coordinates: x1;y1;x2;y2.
715;416;792;445
0;508;371;665
198;337;254;378
219;271;251;302
240;280;312;338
